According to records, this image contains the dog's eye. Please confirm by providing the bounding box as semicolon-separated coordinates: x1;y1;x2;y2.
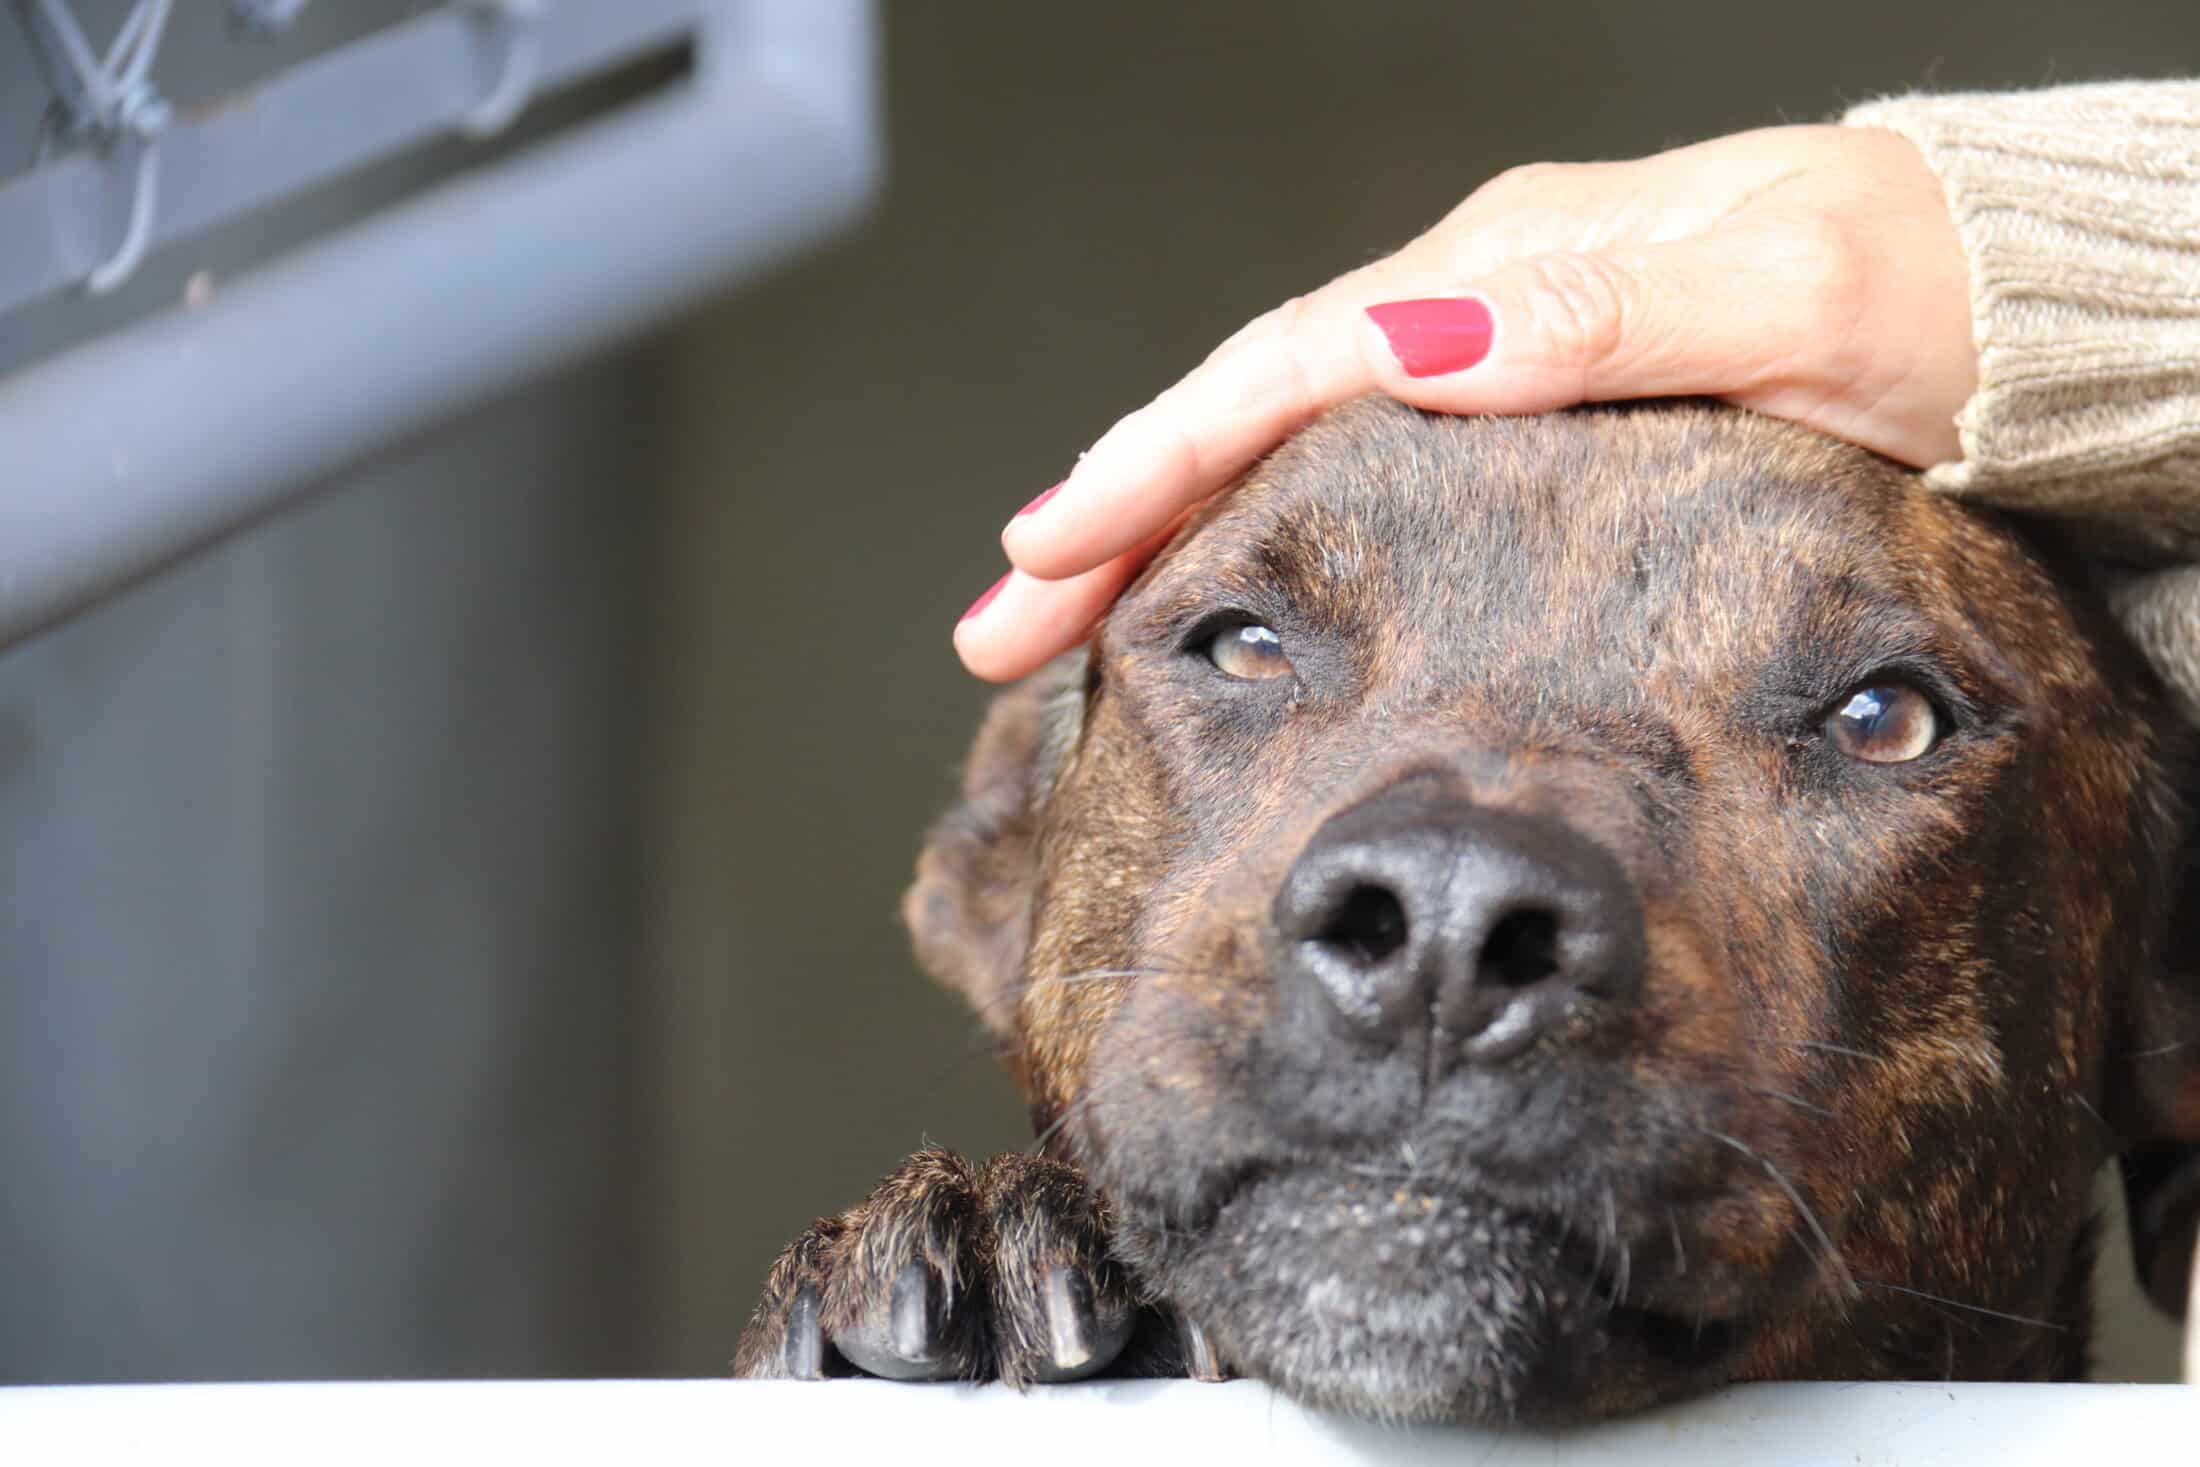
1825;683;1940;764
1206;623;1293;680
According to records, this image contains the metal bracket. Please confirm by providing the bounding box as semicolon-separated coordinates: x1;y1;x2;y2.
0;3;715;325
226;0;313;35
463;0;550;139
17;0;176;294
0;0;881;652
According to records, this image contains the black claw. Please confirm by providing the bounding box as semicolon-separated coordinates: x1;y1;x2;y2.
891;1262;933;1360
836;1263;958;1380
1177;1314;1228;1382
783;1284;828;1379
1023;1264;1136;1384
1044;1266;1093;1369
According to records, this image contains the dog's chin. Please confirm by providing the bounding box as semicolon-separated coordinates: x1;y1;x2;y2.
1122;1166;1746;1426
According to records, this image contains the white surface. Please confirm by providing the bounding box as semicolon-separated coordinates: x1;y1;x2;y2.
1;1379;2193;1465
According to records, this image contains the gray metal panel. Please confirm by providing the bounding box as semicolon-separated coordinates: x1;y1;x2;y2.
0;0;880;652
0;2;708;315
0;359;647;1380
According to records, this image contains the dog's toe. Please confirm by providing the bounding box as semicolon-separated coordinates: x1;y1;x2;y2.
831;1258;984;1380
816;1149;992;1381
733;1219;847;1379
735;1149;989;1381
978;1153;1136;1385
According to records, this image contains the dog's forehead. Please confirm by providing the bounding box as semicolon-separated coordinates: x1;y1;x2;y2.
1147;400;1952;683
1227;399;1899;580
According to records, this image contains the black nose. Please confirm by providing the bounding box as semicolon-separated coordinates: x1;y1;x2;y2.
1273;781;1644;1065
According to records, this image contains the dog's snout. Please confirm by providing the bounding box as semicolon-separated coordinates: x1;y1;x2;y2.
1274;785;1645;1065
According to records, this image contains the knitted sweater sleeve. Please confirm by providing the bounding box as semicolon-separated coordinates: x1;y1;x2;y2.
1843;82;2200;529
1845;82;2200;715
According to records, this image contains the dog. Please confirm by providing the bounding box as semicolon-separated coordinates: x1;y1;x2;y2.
735;397;2200;1424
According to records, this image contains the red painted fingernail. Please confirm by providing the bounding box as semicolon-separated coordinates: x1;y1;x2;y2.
1016;480;1065;518
1365;297;1494;378
960;572;1009;624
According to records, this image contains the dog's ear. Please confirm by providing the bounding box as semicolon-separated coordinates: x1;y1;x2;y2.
2115;753;2200;1319
2117;947;2200;1317
2061;562;2200;1319
903;652;1087;1039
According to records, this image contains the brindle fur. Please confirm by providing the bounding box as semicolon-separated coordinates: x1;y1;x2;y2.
737;398;2200;1423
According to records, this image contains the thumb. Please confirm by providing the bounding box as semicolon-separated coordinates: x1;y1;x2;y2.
1359;229;1837;418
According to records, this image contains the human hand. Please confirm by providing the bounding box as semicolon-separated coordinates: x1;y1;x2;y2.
955;124;1976;681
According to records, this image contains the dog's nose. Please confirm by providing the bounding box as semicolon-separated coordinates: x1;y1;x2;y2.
1273;782;1644;1065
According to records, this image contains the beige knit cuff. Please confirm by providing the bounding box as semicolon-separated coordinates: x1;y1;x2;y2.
1844;82;2200;546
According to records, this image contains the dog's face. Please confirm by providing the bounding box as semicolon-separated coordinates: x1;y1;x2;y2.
908;399;2200;1423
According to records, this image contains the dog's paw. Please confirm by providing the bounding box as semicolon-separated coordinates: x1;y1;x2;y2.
733;1148;1143;1385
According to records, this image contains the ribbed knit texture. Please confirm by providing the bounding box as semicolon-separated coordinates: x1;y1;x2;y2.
1846;81;2200;714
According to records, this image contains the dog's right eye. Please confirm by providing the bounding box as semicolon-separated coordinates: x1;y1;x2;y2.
1825;682;1942;763
1204;623;1294;680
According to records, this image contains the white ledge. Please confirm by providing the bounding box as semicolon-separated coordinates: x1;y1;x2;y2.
2;1379;2194;1465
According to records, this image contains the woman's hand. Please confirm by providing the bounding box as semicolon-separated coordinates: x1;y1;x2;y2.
956;123;1976;681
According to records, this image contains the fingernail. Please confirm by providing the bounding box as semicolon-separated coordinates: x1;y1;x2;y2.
1365;297;1494;378
1016;480;1066;519
959;572;1009;625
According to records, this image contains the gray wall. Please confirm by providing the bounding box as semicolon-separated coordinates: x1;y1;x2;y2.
0;355;647;1381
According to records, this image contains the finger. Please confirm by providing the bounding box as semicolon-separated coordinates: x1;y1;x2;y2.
953;540;1158;683
992;167;1632;586
993;164;1662;585
1357;225;1848;421
1000;287;1389;582
996;222;1780;586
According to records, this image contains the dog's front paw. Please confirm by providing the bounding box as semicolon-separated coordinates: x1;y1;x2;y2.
733;1148;1139;1385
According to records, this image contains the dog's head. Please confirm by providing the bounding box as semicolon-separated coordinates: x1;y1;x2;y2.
908;398;2200;1423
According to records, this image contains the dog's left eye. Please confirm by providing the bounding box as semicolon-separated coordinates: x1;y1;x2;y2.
1205;623;1293;680
1825;683;1941;763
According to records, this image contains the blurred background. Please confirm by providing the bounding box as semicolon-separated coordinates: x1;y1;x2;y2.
1;0;2193;1384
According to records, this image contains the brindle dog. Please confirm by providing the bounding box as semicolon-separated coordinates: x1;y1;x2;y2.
736;398;2200;1424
